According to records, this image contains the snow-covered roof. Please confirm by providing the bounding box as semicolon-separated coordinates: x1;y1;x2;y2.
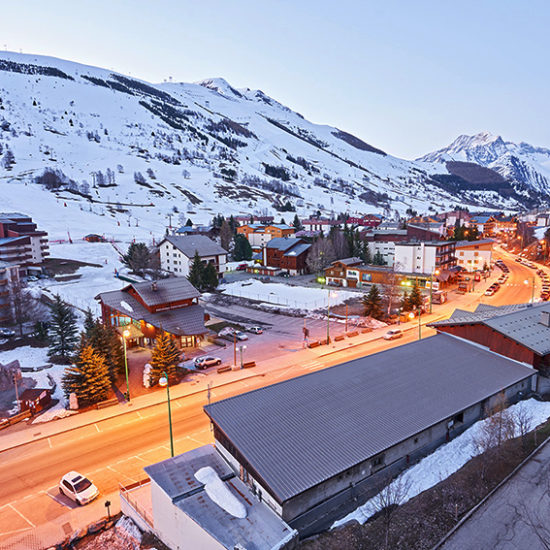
162;235;227;258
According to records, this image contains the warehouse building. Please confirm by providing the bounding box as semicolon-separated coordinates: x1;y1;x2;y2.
204;334;535;536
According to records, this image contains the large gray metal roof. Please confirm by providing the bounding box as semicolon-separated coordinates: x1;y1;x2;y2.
205;334;534;503
130;277;200;306
162;234;227;258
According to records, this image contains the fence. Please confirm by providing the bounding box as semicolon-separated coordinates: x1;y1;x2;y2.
222;288;333;310
0;410;31;430
119;478;154;528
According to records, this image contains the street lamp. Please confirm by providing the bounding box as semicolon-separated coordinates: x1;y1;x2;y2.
239;345;247;369
429;269;440;314
122;329;131;402
327;290;338;343
158;372;174;458
524;278;535;303
409;309;421;340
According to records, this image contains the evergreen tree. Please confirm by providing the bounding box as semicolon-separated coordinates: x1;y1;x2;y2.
408;283;423;310
185;218;193;227
292;214;303;231
149;332;181;384
33;320;49;342
188;250;205;290
228;215;237;233
86;321;125;382
362;285;383;319
400;290;411;312
83;308;96;336
62;344;111;406
361;242;372;264
48;294;78;363
202;262;219;290
122;242;150;275
373;251;386;265
233;234;253;261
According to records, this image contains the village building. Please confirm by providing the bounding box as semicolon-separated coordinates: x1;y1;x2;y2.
324;259;406;287
237;224;295;253
454;239;493;272
393;240;457;274
469;215;495;236
263;238;311;275
159;235;228;278
235;215;275;224
346;214;382;228
300;218;342;232
18;388;52;414
0;212;49;271
96;278;207;349
429;303;550;378
0;261;19;323
121;334;535;544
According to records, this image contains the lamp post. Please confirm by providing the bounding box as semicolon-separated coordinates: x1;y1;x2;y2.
122;329;131;402
409;309;421;340
239;345;247;369
524;278;535;303
158;371;174;458
327;290;337;343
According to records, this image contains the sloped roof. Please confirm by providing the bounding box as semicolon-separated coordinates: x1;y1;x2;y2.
455;239;495;248
162;235;227;258
284;242;310;257
205;334;534;503
131;277;200;306
331;257;363;266
265;237;301;251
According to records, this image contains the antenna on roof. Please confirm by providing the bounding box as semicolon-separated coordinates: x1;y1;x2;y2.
151;281;158;291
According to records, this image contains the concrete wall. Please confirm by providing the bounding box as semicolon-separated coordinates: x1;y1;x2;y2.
150;481;223;550
160;241;226;276
456;247;492;272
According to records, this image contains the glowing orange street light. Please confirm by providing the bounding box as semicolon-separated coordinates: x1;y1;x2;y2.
122;328;131;401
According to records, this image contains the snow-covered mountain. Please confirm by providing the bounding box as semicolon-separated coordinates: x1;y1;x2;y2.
0;52;542;240
419;132;550;200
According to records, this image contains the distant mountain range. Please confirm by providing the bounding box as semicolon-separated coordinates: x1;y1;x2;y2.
0;52;548;238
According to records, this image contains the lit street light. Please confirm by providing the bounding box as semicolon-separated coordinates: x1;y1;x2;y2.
524;278;535;303
158;372;174;457
239;345;247;369
409;308;421;340
327;290;338;343
122;329;131;402
429;268;440;314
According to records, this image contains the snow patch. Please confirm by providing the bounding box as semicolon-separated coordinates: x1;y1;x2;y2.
194;466;247;519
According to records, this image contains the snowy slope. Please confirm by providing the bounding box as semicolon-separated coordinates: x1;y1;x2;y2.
419;132;550;199
0;52;531;244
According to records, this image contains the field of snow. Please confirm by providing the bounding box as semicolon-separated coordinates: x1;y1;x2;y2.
333;398;550;528
219;279;358;310
37;241;128;313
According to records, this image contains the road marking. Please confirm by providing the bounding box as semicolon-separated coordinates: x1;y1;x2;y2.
0;527;33;537
94;423;101;433
136;411;143;419
47;437;52;449
8;503;35;528
134;455;148;463
174;401;182;408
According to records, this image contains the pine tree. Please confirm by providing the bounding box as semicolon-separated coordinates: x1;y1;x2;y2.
188;251;204;290
83;308;96;336
362;242;372;264
373;251;386;265
149;332;181;384
400;290;411;312
122;242;151;275
203;262;219;290
62;344;111;406
362;285;383;319
219;220;232;251
292;214;302;231
48;295;78;363
86;321;124;382
185;218;193;227
233;234;253;261
408;283;423;310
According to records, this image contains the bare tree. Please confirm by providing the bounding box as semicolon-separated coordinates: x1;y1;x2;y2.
329;229;350;260
219;220;232;252
8;279;42;336
306;238;336;274
511;401;534;453
372;475;412;550
381;261;403;316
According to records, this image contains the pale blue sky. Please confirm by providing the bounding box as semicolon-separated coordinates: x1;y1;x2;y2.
1;0;548;158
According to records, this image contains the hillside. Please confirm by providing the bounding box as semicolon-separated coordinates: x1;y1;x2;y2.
0;53;538;240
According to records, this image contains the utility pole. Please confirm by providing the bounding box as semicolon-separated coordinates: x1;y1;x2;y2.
326;289;331;343
13;371;20;413
233;333;237;367
345;304;348;333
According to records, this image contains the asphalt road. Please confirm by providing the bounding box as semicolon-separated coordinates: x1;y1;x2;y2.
0;250;542;549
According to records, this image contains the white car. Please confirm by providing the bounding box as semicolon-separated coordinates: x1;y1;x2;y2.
194;356;222;369
59;472;99;505
247;326;263;334
384;329;403;340
234;331;248;341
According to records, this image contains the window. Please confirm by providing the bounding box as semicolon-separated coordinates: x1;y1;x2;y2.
453;412;464;424
371;454;385;469
414;437;419;444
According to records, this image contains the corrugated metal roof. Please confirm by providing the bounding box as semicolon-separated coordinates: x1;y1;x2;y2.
430;303;531;328
204;334;534;503
265;237;300;250
284;242;310;257
163;235;227;258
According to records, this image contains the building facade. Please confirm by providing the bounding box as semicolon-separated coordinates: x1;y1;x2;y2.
159;235;228;278
394;241;456;274
0;261;20;323
96;278;207;349
455;239;493;272
237;224;295;252
263;238;311;275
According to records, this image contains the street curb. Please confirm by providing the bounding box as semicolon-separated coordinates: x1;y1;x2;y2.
0;369;267;455
431;433;550;549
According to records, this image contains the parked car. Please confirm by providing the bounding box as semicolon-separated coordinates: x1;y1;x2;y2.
236;263;248;271
219;327;236;337
0;328;15;337
485;288;495;296
247;326;263;334
234;331;248;341
194;356;222;369
59;472;99;505
27;275;38;282
384;329;403;340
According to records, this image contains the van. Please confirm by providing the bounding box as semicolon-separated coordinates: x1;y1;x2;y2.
384;329;403;340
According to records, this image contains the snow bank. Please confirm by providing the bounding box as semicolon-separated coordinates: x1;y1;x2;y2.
220;279;357;311
195;466;247;519
115;516;142;544
333;399;550;528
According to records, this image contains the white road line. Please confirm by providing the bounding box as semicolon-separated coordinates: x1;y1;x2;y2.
136;411;143;419
94;423;101;432
8;503;36;528
0;527;33;537
174;401;182;408
47;437;52;449
134;455;148;463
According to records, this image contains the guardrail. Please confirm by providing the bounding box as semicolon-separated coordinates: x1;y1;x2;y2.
0;409;32;430
95;398;119;410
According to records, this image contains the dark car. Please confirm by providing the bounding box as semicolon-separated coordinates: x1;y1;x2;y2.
236;263;248;271
0;328;15;337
